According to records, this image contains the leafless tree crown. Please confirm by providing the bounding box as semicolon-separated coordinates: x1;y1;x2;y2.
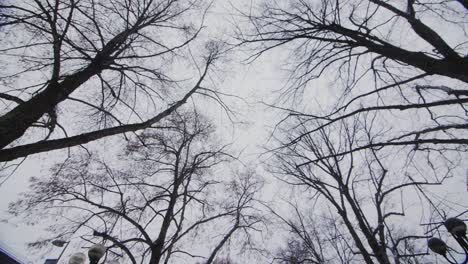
8;112;263;264
0;0;220;162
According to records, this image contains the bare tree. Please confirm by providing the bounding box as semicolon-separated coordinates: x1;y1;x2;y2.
240;0;467;160
273;238;326;264
239;3;467;261
267;116;463;264
204;170;264;264
8;111;262;264
0;0;221;162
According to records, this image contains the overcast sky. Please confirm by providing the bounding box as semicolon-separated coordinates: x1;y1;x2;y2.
0;0;467;263
0;2;283;259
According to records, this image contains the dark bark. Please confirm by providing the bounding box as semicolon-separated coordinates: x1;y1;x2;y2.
0;71;205;162
297;138;468;167
0;1;213;162
205;216;240;264
149;173;181;264
0;27;133;149
327;23;468;83
0;62;104;149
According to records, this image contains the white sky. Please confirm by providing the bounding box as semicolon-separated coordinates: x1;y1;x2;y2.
0;0;467;263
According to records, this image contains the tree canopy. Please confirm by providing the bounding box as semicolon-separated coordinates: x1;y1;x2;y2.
1;0;467;263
